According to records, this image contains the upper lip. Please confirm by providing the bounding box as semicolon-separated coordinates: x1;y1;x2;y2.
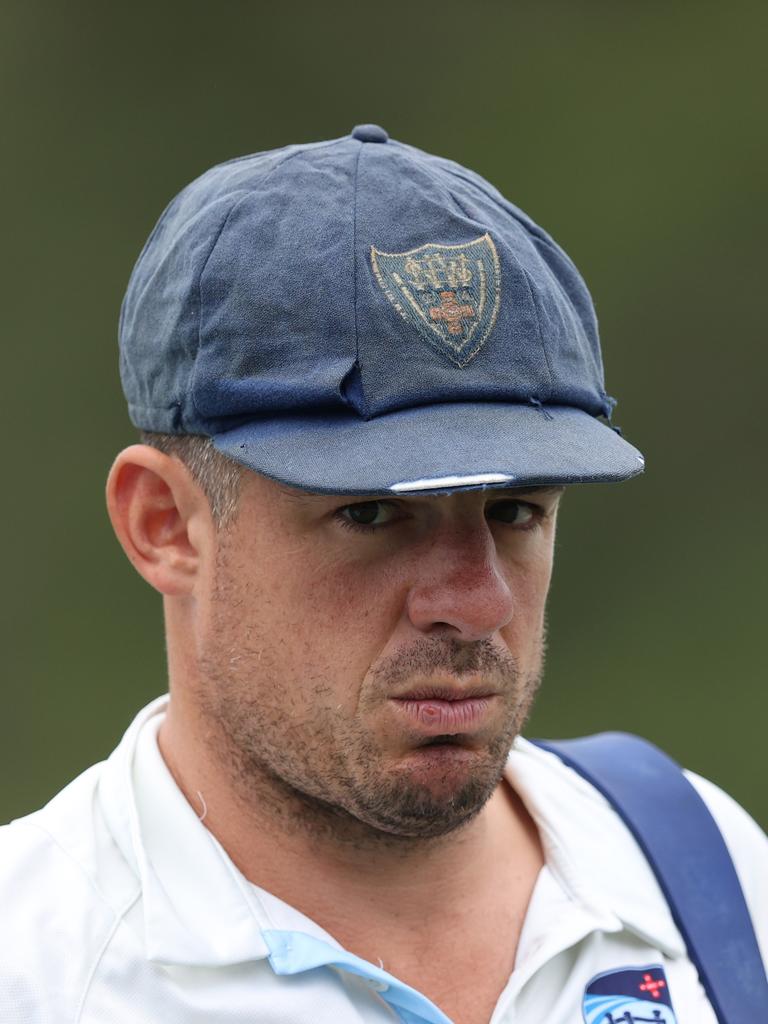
392;685;497;701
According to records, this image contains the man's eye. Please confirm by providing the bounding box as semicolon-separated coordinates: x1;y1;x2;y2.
336;501;396;532
487;500;537;527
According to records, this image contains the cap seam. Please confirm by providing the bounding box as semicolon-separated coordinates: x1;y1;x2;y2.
399;147;479;226
119;191;192;402
181;188;252;429
521;267;555;398
439;163;555;247
352;141;362;362
119;193;182;344
189;148;314;430
529;232;606;381
352;142;372;417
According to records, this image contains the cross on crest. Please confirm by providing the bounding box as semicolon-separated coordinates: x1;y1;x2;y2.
429;291;476;335
370;234;501;367
639;974;667;999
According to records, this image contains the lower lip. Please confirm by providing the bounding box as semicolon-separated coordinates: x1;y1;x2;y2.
390;697;495;732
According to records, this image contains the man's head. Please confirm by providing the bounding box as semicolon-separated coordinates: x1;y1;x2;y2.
109;124;642;842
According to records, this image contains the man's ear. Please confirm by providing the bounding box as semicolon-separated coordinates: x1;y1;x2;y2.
105;445;213;596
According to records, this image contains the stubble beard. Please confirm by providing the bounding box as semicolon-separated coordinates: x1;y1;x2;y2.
196;560;547;851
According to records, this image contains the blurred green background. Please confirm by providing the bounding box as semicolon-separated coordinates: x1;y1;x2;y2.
2;0;765;828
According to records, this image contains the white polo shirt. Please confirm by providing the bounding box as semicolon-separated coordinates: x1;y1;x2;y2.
1;695;765;1024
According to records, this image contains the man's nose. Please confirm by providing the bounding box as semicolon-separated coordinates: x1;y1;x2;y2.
404;524;515;642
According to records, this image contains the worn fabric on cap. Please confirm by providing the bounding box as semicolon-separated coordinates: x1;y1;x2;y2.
119;125;644;493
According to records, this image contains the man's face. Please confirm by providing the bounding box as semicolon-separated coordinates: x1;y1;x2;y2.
193;472;562;841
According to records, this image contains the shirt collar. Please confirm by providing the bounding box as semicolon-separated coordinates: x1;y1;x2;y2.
98;694;273;966
98;697;686;967
505;736;687;959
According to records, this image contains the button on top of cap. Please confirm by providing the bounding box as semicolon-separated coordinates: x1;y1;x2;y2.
351;123;389;143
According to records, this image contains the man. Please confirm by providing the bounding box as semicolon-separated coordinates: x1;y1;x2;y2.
1;124;765;1024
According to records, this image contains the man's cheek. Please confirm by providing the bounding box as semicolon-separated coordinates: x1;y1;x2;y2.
293;559;391;618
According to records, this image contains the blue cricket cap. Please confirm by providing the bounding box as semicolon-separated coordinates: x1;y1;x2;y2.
119;124;644;495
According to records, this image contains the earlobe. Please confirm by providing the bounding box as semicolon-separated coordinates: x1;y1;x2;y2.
105;445;208;596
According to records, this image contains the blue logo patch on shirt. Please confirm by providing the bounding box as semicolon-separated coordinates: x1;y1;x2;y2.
583;965;677;1024
369;234;501;368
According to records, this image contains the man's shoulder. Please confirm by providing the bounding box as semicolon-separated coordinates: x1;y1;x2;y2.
513;735;767;959
1;758;139;903
0;762;141;1023
683;768;768;948
684;768;767;852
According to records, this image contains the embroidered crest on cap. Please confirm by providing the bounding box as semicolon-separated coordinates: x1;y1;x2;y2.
370;234;501;367
582;965;678;1024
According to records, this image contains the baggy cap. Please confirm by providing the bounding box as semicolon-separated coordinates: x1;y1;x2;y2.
119;123;644;494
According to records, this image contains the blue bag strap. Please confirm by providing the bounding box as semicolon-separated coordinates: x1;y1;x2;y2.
531;732;768;1024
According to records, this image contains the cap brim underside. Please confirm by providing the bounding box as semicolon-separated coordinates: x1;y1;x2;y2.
213;402;644;496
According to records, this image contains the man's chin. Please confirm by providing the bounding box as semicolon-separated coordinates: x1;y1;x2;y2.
351;744;505;838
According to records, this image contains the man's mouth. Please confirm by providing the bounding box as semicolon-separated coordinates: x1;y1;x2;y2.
389;691;497;733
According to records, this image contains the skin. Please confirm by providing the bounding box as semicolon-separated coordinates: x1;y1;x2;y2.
106;445;563;1022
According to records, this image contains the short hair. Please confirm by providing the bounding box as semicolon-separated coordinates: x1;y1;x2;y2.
139;432;243;529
